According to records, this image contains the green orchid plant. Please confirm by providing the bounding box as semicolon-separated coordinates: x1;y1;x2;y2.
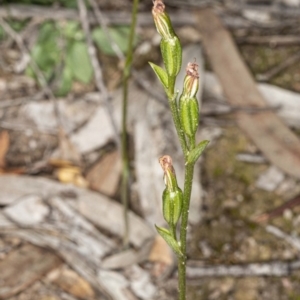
149;0;209;299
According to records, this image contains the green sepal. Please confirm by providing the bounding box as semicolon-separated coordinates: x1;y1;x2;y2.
160;36;182;77
155;225;183;257
187;140;209;165
163;188;183;226
149;62;168;90
180;96;199;138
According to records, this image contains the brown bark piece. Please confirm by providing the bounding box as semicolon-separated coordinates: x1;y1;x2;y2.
86;150;121;197
196;9;300;179
0;244;62;299
48;266;95;299
0;131;9;169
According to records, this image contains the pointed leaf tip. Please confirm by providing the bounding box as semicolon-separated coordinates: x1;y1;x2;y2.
149;62;168;90
187;140;209;165
155;225;183;257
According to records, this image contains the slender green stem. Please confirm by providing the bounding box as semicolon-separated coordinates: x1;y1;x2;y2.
121;75;129;247
121;0;139;247
167;76;188;158
178;163;195;300
189;136;196;150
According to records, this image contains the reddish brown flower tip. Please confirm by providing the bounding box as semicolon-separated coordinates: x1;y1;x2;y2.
159;155;178;190
152;0;175;40
186;61;199;79
152;0;165;15
182;61;200;98
159;155;173;173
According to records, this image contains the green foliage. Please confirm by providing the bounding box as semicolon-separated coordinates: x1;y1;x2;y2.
92;26;138;56
149;62;168;91
24;20;138;95
26;21;93;96
0;20;28;41
187;140;209;165
68;42;93;83
155;225;183;257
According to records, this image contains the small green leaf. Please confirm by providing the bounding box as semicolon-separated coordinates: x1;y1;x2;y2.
68;42;93;84
60;21;82;40
149;62;168;90
92;26;138;56
55;65;73;96
187;140;209;165
155;225;183;257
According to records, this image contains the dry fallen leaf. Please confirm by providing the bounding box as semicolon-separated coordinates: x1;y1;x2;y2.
48;267;95;299
0;131;9;169
148;235;173;265
148;235;174;278
86;150;121;197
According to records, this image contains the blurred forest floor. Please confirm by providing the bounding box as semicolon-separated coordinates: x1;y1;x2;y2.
2;0;300;299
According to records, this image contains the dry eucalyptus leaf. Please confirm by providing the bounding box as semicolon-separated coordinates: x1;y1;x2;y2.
0;131;9;169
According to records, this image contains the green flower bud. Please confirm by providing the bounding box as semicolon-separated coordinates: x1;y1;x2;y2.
152;0;182;77
159;155;183;226
180;95;199;138
179;62;200;138
160;36;182;77
152;0;175;40
162;188;183;226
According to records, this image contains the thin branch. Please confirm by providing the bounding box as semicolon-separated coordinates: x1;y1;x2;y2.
237;35;300;46
76;0;120;148
186;260;300;278
257;51;300;82
88;0;124;61
0;4;194;26
256;194;300;223
2;3;280;30
87;0;167;107
0;92;44;109
266;225;300;252
0;16;63;130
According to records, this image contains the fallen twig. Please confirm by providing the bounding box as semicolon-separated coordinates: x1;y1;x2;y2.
196;9;300;179
0;17;63;129
87;0;167;106
256;194;300;223
230;3;300;18
186;259;300;278
0;4;193;26
266;225;300;252
0;92;44;108
238;35;300;46
257;51;300;82
77;0;120;148
1;4;292;30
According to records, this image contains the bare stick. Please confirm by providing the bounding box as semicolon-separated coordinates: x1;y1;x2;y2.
87;0;124;60
266;225;300;251
0;4;194;26
186;260;300;278
0;16;63;129
87;0;167;106
238;35;300;46
257;51;300;82
77;0;120;148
